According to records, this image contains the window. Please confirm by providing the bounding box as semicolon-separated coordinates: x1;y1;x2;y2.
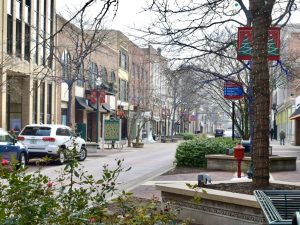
34;0;39;64
20;126;51;136
88;62;98;89
25;25;30;61
101;67;107;82
16;0;22;57
56;128;70;136
119;79;128;102
47;83;52;124
61;50;71;81
111;71;116;82
40;82;45;123
61;109;67;125
32;81;38;124
119;49;129;71
16;20;22;58
6;0;13;54
48;0;54;68
76;62;84;87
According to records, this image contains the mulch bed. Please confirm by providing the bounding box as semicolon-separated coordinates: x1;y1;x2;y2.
162;167;299;195
206;182;299;195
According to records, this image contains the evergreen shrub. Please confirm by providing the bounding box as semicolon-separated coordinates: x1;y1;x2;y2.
182;133;195;140
175;137;238;167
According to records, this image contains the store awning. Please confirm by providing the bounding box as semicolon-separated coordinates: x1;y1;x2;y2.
289;107;300;120
75;97;93;111
89;102;107;113
102;103;115;113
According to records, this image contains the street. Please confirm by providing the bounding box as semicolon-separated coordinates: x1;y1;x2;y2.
25;142;180;192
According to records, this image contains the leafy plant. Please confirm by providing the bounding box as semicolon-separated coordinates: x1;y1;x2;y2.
182;133;195;140
175;137;238;167
0;147;182;224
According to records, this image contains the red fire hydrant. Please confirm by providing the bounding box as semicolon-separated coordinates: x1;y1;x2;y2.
234;143;245;178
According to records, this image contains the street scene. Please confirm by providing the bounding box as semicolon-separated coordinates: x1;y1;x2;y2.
1;0;300;224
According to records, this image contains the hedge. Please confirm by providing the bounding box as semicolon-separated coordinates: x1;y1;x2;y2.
175;137;239;167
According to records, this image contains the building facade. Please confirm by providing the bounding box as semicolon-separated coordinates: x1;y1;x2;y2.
0;0;58;131
272;24;300;145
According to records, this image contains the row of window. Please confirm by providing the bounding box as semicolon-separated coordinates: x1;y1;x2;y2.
60;49;116;89
7;0;54;67
32;81;53;124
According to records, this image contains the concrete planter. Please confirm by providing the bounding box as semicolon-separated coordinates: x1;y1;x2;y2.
156;182;267;225
205;154;296;172
132;142;144;148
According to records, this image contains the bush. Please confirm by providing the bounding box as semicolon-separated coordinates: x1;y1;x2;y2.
182;133;195;140
175;137;238;167
0;148;181;224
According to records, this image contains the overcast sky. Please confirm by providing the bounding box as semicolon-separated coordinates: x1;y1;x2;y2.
56;0;150;34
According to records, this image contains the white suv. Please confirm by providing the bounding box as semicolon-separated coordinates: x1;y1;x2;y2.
18;124;87;164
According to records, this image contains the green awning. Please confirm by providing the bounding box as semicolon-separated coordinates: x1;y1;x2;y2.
75;97;93;111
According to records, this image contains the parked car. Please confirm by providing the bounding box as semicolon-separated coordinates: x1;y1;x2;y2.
224;128;241;138
0;129;28;168
214;129;224;137
224;129;233;138
18;124;87;164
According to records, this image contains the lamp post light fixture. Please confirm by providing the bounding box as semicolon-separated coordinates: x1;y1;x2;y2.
95;76;102;149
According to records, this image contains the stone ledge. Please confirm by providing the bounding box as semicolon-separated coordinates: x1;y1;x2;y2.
205;155;297;172
156;182;259;208
156;182;266;225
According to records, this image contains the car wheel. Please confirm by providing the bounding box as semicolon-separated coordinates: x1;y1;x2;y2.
78;147;87;161
58;151;65;165
17;152;26;169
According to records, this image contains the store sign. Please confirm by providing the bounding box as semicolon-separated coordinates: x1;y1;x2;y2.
224;81;243;100
237;27;280;61
104;119;120;141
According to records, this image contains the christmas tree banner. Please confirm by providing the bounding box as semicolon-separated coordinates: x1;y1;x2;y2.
237;27;280;61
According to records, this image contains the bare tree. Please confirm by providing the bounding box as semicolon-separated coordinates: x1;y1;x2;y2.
139;0;298;187
53;1;119;126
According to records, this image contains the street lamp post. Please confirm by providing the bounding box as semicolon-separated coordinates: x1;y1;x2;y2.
95;76;102;149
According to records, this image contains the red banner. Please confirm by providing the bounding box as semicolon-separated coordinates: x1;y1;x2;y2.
237;27;280;61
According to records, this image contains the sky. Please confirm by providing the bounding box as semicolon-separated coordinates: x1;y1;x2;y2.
56;0;150;34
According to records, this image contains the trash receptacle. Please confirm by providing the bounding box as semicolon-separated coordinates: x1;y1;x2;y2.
241;140;251;153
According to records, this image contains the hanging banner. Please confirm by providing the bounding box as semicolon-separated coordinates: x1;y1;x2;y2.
224;81;243;100
237;27;280;61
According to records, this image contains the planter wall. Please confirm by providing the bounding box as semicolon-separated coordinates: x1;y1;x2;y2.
132;142;144;148
156;183;267;225
205;154;296;172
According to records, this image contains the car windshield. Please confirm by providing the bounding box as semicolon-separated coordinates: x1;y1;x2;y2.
20;126;51;136
0;131;14;142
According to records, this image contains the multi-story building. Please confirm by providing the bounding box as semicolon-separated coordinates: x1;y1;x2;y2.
142;46;168;139
56;15;118;142
272;24;300;145
0;0;57;131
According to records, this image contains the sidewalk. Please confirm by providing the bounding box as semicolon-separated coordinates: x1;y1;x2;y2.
129;140;300;200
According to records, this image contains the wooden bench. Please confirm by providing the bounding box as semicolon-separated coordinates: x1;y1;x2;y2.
254;190;300;225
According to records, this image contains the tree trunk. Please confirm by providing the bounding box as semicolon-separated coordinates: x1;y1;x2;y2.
249;1;273;188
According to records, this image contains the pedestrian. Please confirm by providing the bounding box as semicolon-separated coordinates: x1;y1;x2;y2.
279;130;286;145
270;128;274;141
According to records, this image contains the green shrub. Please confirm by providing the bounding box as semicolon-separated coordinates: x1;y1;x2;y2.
0;148;182;224
182;133;195;140
175;137;238;167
